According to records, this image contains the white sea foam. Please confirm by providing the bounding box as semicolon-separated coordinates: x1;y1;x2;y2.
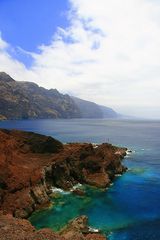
115;174;122;177
71;183;83;191
52;183;84;195
88;227;99;233
126;150;132;155
127;168;132;172
126;149;136;157
51;187;70;195
92;143;99;148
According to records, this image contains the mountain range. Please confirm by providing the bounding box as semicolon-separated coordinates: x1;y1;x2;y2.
0;72;119;120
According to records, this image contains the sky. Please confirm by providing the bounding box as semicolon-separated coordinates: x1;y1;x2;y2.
0;0;160;118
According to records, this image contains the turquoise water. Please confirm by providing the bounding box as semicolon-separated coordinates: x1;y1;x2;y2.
0;119;160;239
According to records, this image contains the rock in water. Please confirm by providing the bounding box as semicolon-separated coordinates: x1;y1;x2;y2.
60;216;106;240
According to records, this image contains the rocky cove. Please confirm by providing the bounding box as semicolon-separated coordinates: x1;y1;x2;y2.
0;129;127;240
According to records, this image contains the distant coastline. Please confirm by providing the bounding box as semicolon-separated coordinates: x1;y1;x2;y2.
0;72;119;120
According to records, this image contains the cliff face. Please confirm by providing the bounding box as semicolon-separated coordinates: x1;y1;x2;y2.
0;129;127;239
0;129;127;218
0;213;65;240
0;214;106;240
0;72;80;120
0;129;63;218
0;72;119;120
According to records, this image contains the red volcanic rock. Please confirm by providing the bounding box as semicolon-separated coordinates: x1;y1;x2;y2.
0;129;62;218
0;213;106;240
0;129;126;217
50;143;127;189
60;216;107;240
72;189;85;196
0;212;64;240
0;129;126;240
85;233;106;240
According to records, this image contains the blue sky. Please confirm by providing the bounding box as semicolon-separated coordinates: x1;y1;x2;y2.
0;0;160;118
0;0;69;66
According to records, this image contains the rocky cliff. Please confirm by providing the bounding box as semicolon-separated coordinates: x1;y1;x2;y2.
0;129;127;239
0;72;119;120
0;72;80;120
0;213;106;240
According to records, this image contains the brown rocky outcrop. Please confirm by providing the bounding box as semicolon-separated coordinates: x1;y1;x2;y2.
0;212;65;240
0;213;106;240
0;129;127;239
60;216;106;240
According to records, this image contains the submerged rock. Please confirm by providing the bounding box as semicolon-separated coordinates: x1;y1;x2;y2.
72;189;85;196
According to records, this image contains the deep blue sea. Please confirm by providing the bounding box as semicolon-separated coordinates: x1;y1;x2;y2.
0;119;160;240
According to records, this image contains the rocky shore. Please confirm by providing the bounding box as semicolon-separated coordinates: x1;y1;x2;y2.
0;129;127;239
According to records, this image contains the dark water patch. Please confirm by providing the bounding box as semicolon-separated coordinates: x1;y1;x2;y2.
109;219;160;240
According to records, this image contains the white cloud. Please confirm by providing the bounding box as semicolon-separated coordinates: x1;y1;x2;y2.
0;0;160;118
0;33;8;49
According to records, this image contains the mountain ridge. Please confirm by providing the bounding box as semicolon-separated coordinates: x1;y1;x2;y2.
0;72;119;120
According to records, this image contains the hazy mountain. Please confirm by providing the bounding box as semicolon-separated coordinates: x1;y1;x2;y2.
72;97;118;118
0;72;119;120
99;105;119;118
71;96;103;118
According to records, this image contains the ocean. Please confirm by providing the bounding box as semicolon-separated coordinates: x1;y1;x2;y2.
0;119;160;240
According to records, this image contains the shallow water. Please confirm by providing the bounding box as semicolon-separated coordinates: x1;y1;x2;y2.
1;119;160;239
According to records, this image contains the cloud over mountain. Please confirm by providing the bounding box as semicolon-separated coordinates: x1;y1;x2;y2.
0;0;160;118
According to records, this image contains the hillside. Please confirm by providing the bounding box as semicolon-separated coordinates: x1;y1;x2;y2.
0;72;119;120
0;72;80;120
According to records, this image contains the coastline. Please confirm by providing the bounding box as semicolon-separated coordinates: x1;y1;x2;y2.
0;128;127;239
